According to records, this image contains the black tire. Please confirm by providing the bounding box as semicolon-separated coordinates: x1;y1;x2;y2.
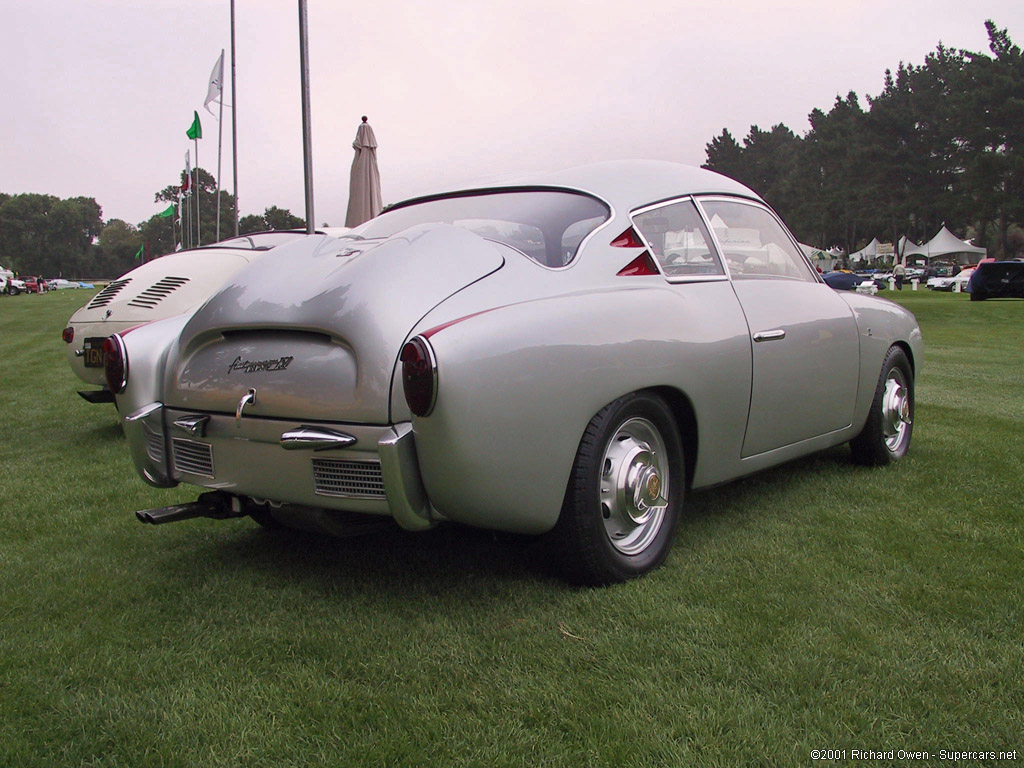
970;290;986;301
550;391;685;585
849;346;914;466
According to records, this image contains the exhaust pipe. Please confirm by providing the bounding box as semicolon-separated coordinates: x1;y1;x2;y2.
135;491;246;525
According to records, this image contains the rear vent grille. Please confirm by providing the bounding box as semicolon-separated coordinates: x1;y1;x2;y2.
312;459;386;499
171;438;214;477
144;426;165;464
127;276;190;309
86;278;132;309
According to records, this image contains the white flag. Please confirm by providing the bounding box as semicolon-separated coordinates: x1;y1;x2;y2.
204;50;224;115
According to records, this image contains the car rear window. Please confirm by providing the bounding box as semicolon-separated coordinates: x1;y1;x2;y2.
359;190;610;267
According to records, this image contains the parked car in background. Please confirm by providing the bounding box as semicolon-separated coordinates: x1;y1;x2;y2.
63;231;321;403
7;277;27;295
928;259;995;291
968;260;1024;300
21;276;48;293
109;161;922;585
823;271;887;292
47;278;79;290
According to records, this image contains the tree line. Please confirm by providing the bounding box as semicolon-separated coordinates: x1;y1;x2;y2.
703;20;1024;259
0;169;306;278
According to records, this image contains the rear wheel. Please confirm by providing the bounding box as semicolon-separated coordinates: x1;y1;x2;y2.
552;391;684;585
850;346;914;466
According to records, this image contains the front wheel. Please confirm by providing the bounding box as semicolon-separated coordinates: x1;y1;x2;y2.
551;391;684;585
850;346;914;466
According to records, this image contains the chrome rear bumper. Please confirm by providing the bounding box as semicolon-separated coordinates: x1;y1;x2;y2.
122;404;434;531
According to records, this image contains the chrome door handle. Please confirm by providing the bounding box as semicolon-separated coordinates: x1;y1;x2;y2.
753;329;786;342
280;427;357;451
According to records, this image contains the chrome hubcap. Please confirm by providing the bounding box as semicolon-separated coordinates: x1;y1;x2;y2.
600;417;669;555
881;368;912;452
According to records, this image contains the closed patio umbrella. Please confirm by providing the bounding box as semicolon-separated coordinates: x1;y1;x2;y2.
345;116;382;227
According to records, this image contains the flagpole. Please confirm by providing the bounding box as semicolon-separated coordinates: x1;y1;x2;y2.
185;183;191;250
216;48;225;243
194;137;200;246
230;0;240;237
192;138;197;246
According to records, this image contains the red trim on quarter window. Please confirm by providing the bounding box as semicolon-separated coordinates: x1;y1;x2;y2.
617;251;660;277
610;227;645;248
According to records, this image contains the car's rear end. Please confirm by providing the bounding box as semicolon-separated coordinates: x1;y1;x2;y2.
114;226;509;531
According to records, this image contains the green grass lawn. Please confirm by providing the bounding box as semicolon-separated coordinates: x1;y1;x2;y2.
1;288;1021;767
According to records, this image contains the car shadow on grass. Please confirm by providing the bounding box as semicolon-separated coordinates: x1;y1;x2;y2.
182;517;558;595
682;444;862;528
149;445;868;590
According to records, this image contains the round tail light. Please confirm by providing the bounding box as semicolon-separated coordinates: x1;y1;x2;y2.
103;334;128;394
62;327;74;344
400;336;437;417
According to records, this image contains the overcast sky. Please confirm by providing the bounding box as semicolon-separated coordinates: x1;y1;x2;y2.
2;0;1023;229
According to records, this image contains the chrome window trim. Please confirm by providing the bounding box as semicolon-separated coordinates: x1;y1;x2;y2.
629;195;729;284
693;196;821;284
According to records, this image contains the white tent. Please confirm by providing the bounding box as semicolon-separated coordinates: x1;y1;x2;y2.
849;237;882;263
920;226;986;264
896;236;929;266
899;235;928;258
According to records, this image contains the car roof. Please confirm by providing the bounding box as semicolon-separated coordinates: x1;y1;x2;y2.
388;160;762;216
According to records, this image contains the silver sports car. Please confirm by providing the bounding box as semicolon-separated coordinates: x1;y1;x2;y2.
108;161;922;584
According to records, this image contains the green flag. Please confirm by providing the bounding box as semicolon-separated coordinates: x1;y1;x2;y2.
134;244;144;261
186;110;202;140
157;204;175;218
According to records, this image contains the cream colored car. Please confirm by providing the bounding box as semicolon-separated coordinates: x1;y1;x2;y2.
63;232;308;402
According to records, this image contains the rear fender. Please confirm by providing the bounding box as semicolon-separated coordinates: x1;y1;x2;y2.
409;282;752;534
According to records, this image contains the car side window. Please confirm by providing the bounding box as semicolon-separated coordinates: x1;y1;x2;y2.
699;200;815;281
633;200;724;278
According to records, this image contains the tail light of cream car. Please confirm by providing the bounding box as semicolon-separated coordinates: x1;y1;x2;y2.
103;334;128;394
400;335;437;417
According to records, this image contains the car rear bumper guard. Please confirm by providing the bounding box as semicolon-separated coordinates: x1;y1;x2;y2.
122;404;435;531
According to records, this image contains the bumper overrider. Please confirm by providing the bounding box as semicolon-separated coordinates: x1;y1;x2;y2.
123;403;435;532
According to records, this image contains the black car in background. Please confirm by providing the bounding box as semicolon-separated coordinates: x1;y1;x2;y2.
968;261;1024;301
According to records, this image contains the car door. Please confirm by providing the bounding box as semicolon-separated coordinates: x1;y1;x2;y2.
698;198;860;458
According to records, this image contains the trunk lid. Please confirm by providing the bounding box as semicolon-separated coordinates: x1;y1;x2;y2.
164;225;504;424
